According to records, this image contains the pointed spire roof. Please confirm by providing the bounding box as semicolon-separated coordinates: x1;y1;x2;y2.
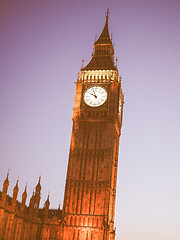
3;170;9;186
22;184;27;198
12;179;19;201
95;9;111;45
29;190;35;206
82;9;116;71
35;176;41;193
13;179;19;192
21;184;27;206
2;171;9;197
45;194;50;207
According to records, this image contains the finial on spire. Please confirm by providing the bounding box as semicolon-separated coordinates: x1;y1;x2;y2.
47;192;50;202
24;183;27;193
81;58;84;69
35;176;41;195
6;169;9;180
106;8;110;20
6;170;9;180
15;177;19;186
39;175;41;183
95;34;97;42
116;57;118;67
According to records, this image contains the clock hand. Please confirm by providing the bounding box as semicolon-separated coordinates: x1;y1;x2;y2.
93;88;96;94
92;88;98;98
90;93;97;98
93;89;97;97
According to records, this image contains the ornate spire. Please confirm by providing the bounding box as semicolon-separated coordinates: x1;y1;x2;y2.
13;179;19;192
12;178;19;207
95;8;111;45
19;184;27;210
21;184;27;206
45;194;50;208
82;9;116;71
2;170;9;193
1;171;9;206
35;176;41;194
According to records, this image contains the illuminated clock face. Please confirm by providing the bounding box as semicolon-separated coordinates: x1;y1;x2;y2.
84;86;107;107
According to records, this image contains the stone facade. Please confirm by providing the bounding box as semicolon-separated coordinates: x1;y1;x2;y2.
0;11;123;240
0;175;62;240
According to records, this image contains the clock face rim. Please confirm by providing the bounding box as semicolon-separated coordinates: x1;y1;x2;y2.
83;86;108;107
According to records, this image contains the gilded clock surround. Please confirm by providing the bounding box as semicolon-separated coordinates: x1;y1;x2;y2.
83;86;108;107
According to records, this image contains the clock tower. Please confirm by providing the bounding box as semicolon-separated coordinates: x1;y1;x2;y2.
62;10;124;240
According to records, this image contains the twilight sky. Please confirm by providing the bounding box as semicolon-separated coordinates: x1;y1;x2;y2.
0;1;180;239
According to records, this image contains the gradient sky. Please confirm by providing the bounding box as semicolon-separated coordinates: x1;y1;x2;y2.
0;1;180;239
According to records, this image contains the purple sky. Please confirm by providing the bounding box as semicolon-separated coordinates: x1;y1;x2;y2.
0;1;180;239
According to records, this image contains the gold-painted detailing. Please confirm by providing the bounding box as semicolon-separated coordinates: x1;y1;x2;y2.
77;70;121;83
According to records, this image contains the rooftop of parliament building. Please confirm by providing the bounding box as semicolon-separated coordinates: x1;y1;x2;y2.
0;172;63;239
0;172;63;220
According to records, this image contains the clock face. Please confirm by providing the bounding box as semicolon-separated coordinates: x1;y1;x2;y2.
84;86;107;107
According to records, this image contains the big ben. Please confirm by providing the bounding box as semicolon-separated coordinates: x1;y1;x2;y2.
62;9;124;240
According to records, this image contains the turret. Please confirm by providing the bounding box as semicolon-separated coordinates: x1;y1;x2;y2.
12;179;19;208
56;203;61;219
34;176;41;209
35;176;41;195
44;194;50;220
30;177;41;216
21;184;27;210
45;194;50;209
0;171;9;207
